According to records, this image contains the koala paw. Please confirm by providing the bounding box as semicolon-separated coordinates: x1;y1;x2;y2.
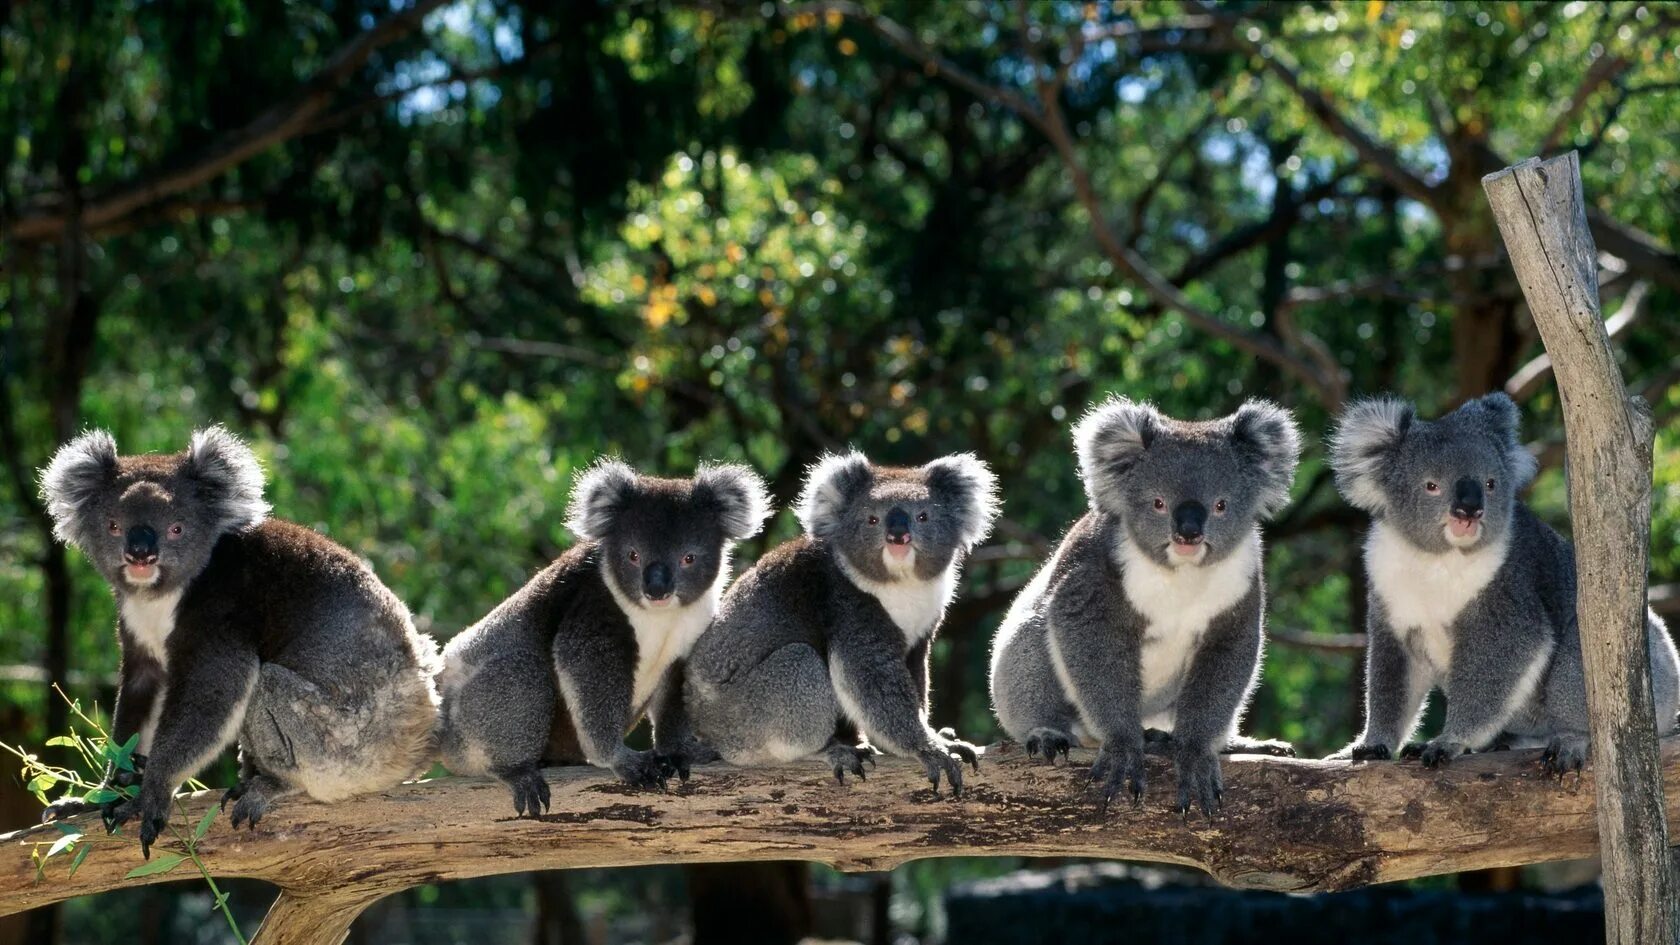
1401;738;1467;769
222;774;287;830
826;741;880;785
1090;740;1146;812
1173;745;1224;820
1024;727;1072;765
105;791;171;859
41;796;96;824
655;739;721;784
1541;735;1588;780
611;749;670;791
936;728;983;773
1332;741;1393;762
917;739;977;798
493;764;551;818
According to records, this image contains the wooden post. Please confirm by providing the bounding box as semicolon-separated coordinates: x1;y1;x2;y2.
1483;151;1678;945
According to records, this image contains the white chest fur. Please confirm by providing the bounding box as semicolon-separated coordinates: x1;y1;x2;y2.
121;589;184;668
605;574;721;712
1117;531;1261;702
838;553;959;647
1365;522;1508;674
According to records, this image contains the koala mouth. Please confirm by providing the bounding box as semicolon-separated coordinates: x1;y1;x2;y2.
1168;539;1208;565
1444;517;1482;546
643;594;678;609
122;562;161;586
884;540;913;561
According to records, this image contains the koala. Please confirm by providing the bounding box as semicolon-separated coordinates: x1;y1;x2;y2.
990;398;1300;817
38;427;442;857
1328;392;1680;774
678;452;999;795
438;459;771;816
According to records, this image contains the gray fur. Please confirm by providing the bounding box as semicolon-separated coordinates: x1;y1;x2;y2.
991;399;1301;815
439;461;771;815
682;453;998;795
37;428;440;856
1329;394;1680;772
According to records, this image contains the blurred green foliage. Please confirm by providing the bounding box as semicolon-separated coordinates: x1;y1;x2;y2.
2;0;1678;939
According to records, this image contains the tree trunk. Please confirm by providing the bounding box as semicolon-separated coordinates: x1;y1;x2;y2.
1483;150;1678;945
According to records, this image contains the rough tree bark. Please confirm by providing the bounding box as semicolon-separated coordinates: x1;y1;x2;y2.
5;745;1680;944
1483;151;1678;945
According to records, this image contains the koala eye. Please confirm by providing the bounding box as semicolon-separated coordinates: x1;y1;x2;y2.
1214;500;1227;514
167;523;184;538
916;512;928;523
1485;478;1496;491
867;515;879;526
1424;481;1440;494
1152;497;1166;512
682;553;696;567
627;550;640;564
108;520;120;535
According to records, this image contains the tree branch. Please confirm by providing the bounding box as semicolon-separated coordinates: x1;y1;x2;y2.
1506;280;1649;402
9;742;1680;942
7;0;447;243
1585;208;1680;295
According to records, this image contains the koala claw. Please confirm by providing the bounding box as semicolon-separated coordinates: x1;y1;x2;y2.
1024;728;1072;765
1090;742;1146;813
1173;746;1224;820
1403;739;1467;769
106;794;170;859
1541;736;1588;780
1346;742;1392;762
916;746;968;797
496;765;552;818
826;742;879;785
611;750;670;791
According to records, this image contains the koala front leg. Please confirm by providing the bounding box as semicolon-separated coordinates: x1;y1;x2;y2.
1046;569;1145;811
108;646;259;858
1407;612;1554;769
1333;606;1430;761
552;633;666;789
1168;593;1266;819
828;617;976;796
648;660;718;782
44;646;163;824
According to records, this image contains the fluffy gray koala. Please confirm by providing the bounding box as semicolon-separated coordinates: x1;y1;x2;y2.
990;397;1300;816
678;452;999;795
1329;392;1680;773
38;427;442;857
438;459;771;816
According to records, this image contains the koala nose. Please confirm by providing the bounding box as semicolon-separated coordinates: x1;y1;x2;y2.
1172;501;1207;544
885;507;912;544
642;562;674;601
124;525;159;564
1451;477;1485;521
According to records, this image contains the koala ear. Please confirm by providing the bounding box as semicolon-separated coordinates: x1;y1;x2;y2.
1330;398;1415;513
565;459;639;541
183;426;270;532
1230;400;1302;518
1073;396;1161;514
795;451;873;541
1475;391;1538;488
922;453;1000;551
695;463;773;541
39;429;120;546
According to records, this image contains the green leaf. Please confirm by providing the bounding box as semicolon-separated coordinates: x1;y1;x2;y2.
25;773;56;793
53;820;81;835
124;853;186;878
193;806;217;841
83;788;122;805
46;833;79;858
67;844;91;878
44;736;76;747
104;734;140;772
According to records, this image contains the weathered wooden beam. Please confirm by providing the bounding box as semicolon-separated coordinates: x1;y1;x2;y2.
1483;151;1678;945
6;743;1680;942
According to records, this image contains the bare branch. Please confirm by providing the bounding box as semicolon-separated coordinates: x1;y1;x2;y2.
1586;208;1680;294
1269;629;1367;652
1540;51;1631;154
7;0;447;243
1506;280;1649;402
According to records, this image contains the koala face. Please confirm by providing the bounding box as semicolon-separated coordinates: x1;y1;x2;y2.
796;452;999;584
1330;393;1537;554
1074;398;1300;568
39;427;271;595
566;460;771;610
